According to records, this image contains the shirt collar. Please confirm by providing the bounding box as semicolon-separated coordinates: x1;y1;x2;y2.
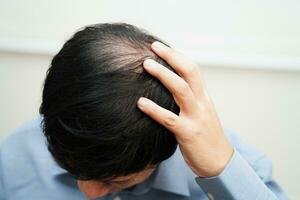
50;146;190;197
150;147;191;197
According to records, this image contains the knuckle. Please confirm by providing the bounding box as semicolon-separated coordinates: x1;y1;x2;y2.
164;115;177;127
186;63;200;76
177;81;190;96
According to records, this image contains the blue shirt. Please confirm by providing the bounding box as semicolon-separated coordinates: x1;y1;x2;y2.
0;116;289;200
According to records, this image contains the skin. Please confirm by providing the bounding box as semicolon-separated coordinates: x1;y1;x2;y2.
77;167;156;199
78;41;234;199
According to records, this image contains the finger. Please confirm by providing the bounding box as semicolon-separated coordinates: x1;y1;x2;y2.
143;58;198;114
137;97;185;137
151;41;205;99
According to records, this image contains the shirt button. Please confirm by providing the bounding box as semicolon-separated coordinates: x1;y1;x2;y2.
113;196;121;200
207;192;215;200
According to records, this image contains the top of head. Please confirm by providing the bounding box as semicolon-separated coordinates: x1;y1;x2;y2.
39;23;179;181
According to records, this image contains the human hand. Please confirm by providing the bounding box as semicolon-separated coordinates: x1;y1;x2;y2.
137;41;234;177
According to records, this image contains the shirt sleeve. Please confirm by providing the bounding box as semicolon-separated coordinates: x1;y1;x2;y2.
195;129;289;200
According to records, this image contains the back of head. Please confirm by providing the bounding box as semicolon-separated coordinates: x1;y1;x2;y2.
39;23;179;181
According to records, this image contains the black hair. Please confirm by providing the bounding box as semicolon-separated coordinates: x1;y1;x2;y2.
39;23;179;181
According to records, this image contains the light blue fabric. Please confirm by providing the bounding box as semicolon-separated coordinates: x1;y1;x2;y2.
0;116;289;200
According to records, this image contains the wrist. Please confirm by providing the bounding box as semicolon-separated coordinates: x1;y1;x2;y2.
198;145;234;177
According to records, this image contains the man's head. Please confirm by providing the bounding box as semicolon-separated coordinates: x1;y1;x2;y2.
39;23;179;197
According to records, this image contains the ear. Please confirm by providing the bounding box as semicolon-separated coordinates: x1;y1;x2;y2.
77;180;110;199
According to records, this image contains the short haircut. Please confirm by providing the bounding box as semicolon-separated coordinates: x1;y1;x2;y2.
39;23;179;181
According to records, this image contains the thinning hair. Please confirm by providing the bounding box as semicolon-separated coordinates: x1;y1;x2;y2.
39;23;179;181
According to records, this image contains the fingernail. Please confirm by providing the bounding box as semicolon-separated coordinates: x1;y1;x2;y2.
144;59;156;68
137;97;148;108
152;41;165;51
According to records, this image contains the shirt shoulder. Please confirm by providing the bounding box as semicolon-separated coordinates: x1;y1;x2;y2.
0;116;48;168
0;116;85;200
1;115;44;148
0;116;49;198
